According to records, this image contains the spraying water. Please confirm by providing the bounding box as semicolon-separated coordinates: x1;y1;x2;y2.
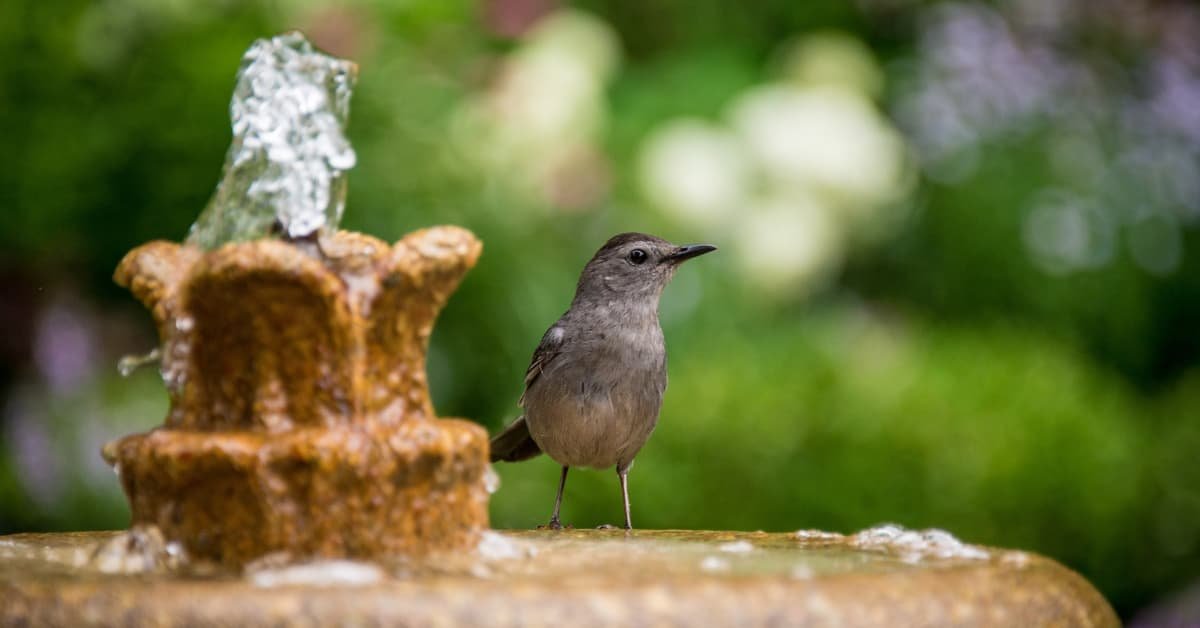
187;31;357;249
122;32;358;376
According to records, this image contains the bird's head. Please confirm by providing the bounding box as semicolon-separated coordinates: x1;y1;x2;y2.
574;232;717;302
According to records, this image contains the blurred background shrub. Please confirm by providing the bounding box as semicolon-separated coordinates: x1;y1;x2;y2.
1;0;1198;620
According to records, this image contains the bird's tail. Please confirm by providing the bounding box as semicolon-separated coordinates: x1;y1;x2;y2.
489;416;543;463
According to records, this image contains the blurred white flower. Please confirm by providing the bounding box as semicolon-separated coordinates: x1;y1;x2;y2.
451;9;619;210
730;85;908;213
494;8;620;155
488;50;604;156
638;119;749;226
636;32;913;300
520;9;620;82
734;195;842;295
778;31;884;99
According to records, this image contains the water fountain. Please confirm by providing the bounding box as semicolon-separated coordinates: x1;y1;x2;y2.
0;32;1118;626
102;32;489;566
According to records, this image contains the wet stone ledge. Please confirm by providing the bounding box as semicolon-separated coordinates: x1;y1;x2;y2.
0;527;1117;627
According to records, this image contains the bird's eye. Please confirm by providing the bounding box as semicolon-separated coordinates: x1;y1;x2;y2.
629;249;648;265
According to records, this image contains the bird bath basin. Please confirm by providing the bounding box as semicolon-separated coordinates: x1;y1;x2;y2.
0;527;1118;626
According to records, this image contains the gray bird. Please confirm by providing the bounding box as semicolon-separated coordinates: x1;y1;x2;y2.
489;232;716;530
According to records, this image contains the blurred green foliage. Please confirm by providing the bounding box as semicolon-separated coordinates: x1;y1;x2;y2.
1;0;1198;619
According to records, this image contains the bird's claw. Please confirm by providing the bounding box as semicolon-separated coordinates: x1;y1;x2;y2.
538;519;567;531
596;523;618;530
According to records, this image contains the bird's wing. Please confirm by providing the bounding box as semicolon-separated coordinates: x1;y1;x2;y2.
519;324;566;408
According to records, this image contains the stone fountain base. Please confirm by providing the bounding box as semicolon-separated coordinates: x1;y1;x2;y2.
107;226;492;566
0;528;1118;627
105;419;489;566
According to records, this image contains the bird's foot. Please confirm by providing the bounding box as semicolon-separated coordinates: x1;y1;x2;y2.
538;518;567;531
596;523;618;530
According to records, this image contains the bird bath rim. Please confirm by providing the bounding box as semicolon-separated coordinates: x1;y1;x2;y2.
0;527;1119;627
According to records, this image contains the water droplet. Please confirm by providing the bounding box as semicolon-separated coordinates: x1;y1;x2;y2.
717;540;754;554
849;524;989;561
248;559;385;587
700;555;730;572
483;466;500;494
117;348;161;377
476;531;536;561
795;529;842;541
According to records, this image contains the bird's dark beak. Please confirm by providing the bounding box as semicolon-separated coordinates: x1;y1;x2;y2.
665;244;717;264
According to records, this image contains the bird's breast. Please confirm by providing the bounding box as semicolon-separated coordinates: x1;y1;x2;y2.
523;323;666;468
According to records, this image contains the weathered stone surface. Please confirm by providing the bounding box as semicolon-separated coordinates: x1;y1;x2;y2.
104;227;489;566
0;529;1119;627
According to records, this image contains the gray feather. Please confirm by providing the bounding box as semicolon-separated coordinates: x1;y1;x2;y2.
489;416;542;462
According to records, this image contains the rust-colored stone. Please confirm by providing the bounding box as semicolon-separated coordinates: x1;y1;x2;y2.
105;227;489;566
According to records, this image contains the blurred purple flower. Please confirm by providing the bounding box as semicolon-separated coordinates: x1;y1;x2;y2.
32;296;98;394
893;0;1200;275
1148;57;1200;145
3;391;63;507
1131;577;1200;628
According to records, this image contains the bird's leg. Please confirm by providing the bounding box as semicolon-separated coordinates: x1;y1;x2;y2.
618;464;632;530
547;465;569;530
